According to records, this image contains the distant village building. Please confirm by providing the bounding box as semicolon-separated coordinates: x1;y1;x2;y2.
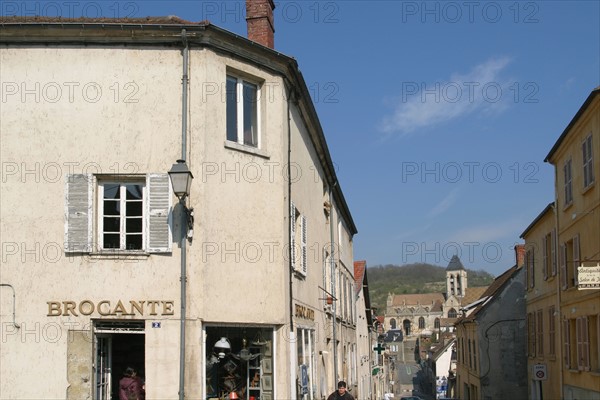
384;256;488;337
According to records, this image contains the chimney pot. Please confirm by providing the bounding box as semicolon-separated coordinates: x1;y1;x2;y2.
246;0;275;49
515;244;526;268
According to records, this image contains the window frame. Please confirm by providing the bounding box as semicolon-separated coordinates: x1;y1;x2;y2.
226;74;261;149
97;180;146;251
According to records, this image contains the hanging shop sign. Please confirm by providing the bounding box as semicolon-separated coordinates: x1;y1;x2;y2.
577;264;600;289
47;299;175;317
294;304;315;321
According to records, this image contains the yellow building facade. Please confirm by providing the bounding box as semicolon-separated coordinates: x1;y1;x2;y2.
532;87;600;399
521;203;562;398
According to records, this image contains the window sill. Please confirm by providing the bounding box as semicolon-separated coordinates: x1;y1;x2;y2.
90;251;150;260
581;181;595;195
562;201;573;212
567;368;581;374
293;269;307;279
224;140;270;159
590;370;600;377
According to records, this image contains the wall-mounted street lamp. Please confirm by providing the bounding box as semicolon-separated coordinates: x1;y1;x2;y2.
168;159;195;241
168;158;194;400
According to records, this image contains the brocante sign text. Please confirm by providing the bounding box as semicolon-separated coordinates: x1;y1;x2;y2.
47;300;175;316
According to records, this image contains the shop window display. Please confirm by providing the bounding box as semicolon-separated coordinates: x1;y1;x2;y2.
206;327;273;400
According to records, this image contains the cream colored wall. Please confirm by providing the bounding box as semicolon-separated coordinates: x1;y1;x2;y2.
188;50;288;327
0;46;185;399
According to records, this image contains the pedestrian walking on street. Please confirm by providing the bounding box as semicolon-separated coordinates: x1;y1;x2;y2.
327;381;355;400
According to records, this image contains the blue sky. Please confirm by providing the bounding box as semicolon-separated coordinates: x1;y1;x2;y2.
4;1;599;276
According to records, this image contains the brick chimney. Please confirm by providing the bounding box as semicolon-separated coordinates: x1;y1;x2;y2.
246;0;275;49
514;244;526;268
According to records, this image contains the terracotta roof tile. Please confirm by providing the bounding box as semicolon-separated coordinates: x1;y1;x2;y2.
354;260;366;296
0;15;209;25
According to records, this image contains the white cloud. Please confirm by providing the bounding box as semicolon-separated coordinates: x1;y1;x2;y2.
427;188;459;218
381;57;513;135
447;217;523;244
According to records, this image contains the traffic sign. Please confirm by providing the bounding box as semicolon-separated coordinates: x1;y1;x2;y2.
533;364;547;381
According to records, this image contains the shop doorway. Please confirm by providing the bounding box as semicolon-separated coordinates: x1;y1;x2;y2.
94;321;145;400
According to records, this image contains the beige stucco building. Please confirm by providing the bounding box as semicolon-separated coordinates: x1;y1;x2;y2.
0;3;367;399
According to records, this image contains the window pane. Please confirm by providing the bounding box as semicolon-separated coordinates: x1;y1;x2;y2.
126;218;143;233
104;200;120;215
103;184;120;199
126;184;143;200
126;201;143;216
103;234;120;249
243;82;258;147
126;234;143;250
103;217;120;232
226;76;238;142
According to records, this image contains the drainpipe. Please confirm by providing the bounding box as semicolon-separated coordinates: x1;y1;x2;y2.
287;85;297;400
329;182;338;384
0;284;20;329
179;28;189;400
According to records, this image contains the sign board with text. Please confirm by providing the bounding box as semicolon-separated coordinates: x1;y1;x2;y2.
578;264;600;289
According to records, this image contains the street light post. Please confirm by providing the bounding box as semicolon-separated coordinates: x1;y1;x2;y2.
168;159;194;400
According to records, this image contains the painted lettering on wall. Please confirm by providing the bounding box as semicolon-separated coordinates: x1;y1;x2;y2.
46;300;175;317
294;304;315;321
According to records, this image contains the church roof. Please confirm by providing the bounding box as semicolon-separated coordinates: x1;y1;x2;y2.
390;293;445;306
446;255;465;271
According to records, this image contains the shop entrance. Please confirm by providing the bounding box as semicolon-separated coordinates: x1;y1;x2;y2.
94;321;145;400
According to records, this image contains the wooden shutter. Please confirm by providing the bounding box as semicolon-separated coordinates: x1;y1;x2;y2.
64;174;93;253
573;234;580;285
551;228;557;276
563;318;571;369
531;250;535;288
577;316;590;371
146;174;172;253
290;202;296;270
560;243;567;290
542;235;548;280
301;215;307;275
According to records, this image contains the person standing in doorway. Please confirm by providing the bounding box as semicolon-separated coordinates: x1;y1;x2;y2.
327;381;355;400
119;366;145;400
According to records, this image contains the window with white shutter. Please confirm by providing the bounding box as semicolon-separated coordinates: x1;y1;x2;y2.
65;174;93;252
301;214;307;275
65;173;171;254
146;174;172;252
290;203;307;277
290;202;296;271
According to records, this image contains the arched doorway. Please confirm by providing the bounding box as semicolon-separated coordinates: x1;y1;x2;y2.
403;319;411;337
